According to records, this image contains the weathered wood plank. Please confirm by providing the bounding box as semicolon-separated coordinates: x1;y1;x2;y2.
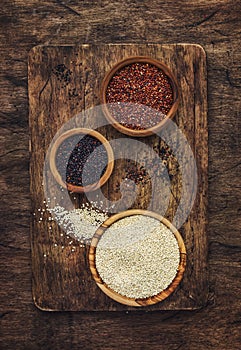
29;43;208;311
1;0;241;348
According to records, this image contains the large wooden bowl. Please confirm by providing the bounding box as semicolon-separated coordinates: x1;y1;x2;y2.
89;209;186;307
49;128;114;193
100;56;179;137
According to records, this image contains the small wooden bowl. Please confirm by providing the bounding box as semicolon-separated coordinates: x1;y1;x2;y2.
100;56;179;137
89;209;186;307
49;128;114;193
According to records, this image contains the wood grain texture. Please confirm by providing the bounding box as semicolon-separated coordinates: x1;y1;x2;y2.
1;0;241;349
29;43;208;311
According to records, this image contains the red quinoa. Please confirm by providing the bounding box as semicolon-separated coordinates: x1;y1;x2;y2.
106;62;174;130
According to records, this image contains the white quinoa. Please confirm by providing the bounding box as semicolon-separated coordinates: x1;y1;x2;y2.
48;204;109;242
95;215;180;299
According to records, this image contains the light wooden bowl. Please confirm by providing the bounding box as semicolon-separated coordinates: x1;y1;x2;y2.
49;128;114;193
100;56;179;137
89;209;186;307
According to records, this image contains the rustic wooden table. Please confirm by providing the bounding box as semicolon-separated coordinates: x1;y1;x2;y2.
1;1;241;349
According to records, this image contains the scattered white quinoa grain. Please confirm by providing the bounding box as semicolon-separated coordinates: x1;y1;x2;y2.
95;215;180;299
48;204;109;242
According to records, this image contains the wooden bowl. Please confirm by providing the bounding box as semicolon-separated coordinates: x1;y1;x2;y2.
89;209;186;307
100;56;179;137
49;128;114;193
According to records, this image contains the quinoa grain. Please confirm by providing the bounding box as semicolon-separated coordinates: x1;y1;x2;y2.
95;214;180;299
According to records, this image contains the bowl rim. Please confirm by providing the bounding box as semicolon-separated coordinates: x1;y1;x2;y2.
49;127;114;193
89;209;186;307
100;56;180;137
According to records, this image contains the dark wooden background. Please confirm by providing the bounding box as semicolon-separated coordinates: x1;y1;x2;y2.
1;1;240;349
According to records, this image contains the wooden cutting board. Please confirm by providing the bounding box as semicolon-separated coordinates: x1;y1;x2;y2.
29;44;208;311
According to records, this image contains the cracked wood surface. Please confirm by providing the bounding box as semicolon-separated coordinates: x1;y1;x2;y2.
0;0;241;349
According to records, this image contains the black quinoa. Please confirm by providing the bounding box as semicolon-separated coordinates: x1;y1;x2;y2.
56;134;108;187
